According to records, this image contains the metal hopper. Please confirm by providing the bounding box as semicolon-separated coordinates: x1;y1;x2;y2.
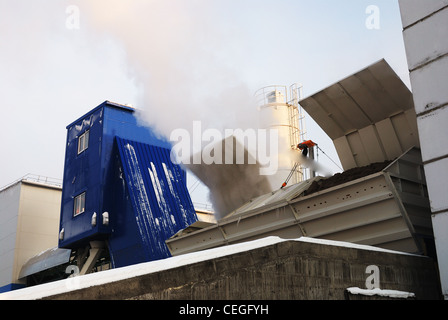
166;59;434;256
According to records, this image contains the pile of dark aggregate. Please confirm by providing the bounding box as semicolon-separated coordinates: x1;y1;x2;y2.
304;160;393;196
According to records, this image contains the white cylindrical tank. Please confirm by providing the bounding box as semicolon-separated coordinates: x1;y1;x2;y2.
256;85;303;191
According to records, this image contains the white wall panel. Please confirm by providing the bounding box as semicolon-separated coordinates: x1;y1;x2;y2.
409;51;448;114
417;106;448;162
0;183;20;288
402;7;448;70
423;158;448;212
432;211;448;299
400;0;448;300
399;0;448;28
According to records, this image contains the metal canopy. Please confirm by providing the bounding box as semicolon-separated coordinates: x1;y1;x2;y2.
224;177;321;218
299;59;419;170
166;148;433;257
19;247;71;279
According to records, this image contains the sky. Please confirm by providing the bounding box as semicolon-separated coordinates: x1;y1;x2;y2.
0;0;410;207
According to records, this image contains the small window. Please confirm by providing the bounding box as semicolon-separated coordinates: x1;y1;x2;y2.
74;192;86;217
77;130;89;154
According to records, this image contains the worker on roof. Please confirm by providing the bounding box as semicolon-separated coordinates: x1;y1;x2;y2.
281;140;317;189
297;140;316;157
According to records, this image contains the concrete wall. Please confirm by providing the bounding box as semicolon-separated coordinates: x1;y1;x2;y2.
43;240;440;300
0;180;61;291
398;0;448;299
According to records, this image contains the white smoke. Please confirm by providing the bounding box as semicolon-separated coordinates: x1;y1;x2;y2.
288;148;333;178
78;1;266;218
77;2;330;214
80;0;259;139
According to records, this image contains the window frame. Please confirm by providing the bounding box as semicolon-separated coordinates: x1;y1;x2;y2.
77;130;90;154
73;192;86;217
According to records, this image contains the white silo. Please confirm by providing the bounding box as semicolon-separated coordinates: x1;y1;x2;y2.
256;84;307;191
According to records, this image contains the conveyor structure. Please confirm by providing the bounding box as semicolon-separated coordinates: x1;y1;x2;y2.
166;60;434;257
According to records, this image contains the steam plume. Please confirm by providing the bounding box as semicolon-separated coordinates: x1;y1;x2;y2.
80;1;266;217
80;0;259;139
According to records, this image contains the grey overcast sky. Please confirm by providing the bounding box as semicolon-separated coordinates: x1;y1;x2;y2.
0;0;410;205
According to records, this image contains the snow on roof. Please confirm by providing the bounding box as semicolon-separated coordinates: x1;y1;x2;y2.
0;236;419;300
346;287;415;299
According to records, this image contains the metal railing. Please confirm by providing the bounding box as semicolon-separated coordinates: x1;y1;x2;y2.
0;173;62;192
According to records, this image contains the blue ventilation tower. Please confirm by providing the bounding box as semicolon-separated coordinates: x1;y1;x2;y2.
58;101;197;268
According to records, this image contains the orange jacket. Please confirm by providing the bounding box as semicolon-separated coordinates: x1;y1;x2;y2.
297;140;316;149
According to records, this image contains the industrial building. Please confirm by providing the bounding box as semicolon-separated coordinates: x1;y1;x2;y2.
0;102;212;291
0;1;447;300
57;101;198;270
1;60;442;299
0;175;62;292
167;59;434;258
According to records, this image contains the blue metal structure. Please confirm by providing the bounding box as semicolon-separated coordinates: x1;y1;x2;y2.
58;101;197;267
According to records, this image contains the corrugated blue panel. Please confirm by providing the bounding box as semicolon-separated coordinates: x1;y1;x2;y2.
59;101;173;249
58;101;197;267
112;136;197;264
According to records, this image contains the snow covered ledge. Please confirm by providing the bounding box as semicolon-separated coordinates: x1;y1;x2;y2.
346;287;416;299
0;236;436;300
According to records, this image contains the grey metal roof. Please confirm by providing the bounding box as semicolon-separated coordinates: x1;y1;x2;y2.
223;177;321;218
299;59;419;170
166;148;432;257
19;247;71;279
